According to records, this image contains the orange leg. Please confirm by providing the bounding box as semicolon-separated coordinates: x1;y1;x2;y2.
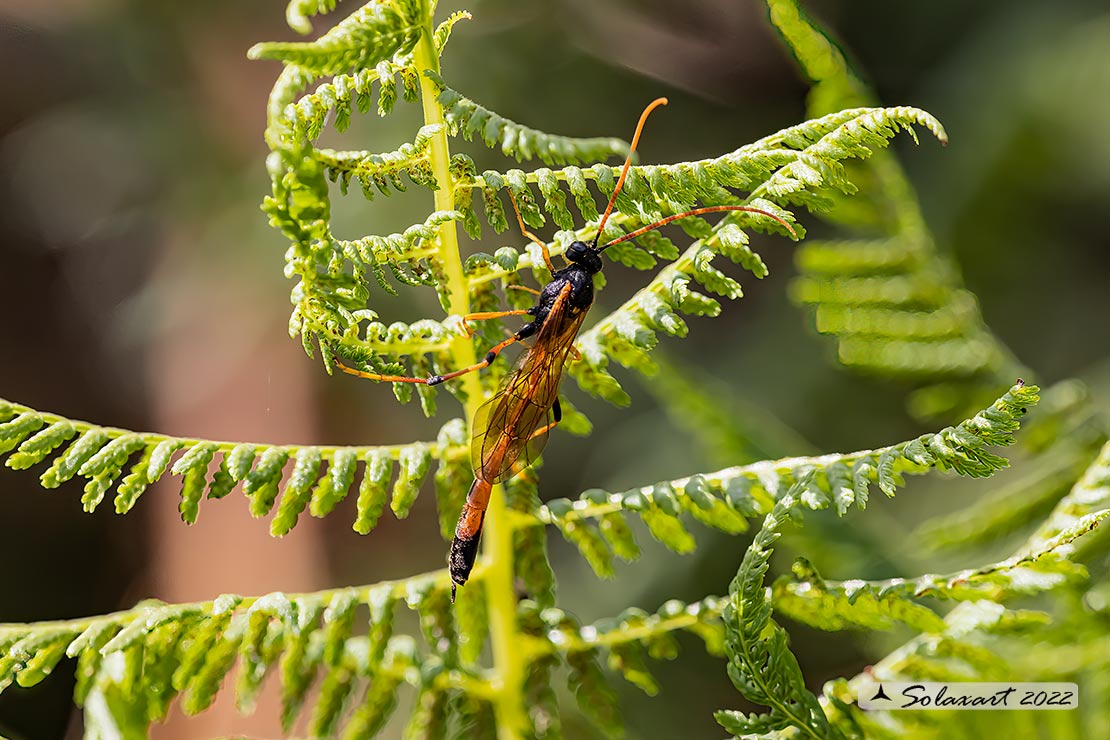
428;334;523;386
527;420;558;441
534;396;562;439
333;357;430;384
507;191;556;274
459;309;530;337
334;308;533;386
506;284;542;297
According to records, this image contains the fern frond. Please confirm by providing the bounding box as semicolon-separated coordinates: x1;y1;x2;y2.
1;584;757;739
773;507;1104;633
317;124;441;198
456;104;944;234
514;595;726;737
1021;439;1110;559
532;383;1037;575
430;73;631;166
715;477;844;740
284;60;421;146
0;399;466;535
562;106;943;404
772;558;947;634
285;0;343;35
822;600;1049;738
915;436;1099;549
1;571;493;735
249;0;422;76
432;10;471;55
767;0;1028;416
262;15;944;405
801;444;1110;739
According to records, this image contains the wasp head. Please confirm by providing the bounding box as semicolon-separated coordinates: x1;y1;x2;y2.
565;241;603;274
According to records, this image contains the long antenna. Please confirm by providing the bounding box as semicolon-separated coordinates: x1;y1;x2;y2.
592;97;669;248
599;205;798;251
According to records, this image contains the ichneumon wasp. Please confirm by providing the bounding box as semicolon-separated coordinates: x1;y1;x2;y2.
333;98;798;599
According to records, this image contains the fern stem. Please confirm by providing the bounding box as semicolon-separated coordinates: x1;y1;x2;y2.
414;39;470;328
480;485;528;737
413;12;528;740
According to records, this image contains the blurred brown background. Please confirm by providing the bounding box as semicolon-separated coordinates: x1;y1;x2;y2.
1;0;1108;738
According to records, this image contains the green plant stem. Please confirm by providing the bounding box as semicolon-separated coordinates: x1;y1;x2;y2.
413;13;528;740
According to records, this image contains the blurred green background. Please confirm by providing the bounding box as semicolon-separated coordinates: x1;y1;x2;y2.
1;0;1108;738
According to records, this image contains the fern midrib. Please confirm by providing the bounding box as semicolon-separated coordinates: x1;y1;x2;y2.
315;148;429;175
523;448;926;528
412;11;529;740
521;598;727;659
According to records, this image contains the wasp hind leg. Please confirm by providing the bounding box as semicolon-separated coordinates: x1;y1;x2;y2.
527;396;561;441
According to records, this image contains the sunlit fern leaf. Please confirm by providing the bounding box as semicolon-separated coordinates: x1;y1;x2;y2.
715;476;846;740
830;600;1050;736
284;61;421;144
318;124;441;200
516;595;726;737
560;107;943;404
914;436;1099;549
2;573;494;735
429;72;630;167
536;383;1037;575
1020;439;1110;560
0;571;742;736
432;10;471;54
285;0;343;35
0;399;464;535
771;511;1106;634
249;0;423;76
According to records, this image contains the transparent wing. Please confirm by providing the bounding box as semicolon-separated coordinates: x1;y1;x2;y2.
471;285;586;483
